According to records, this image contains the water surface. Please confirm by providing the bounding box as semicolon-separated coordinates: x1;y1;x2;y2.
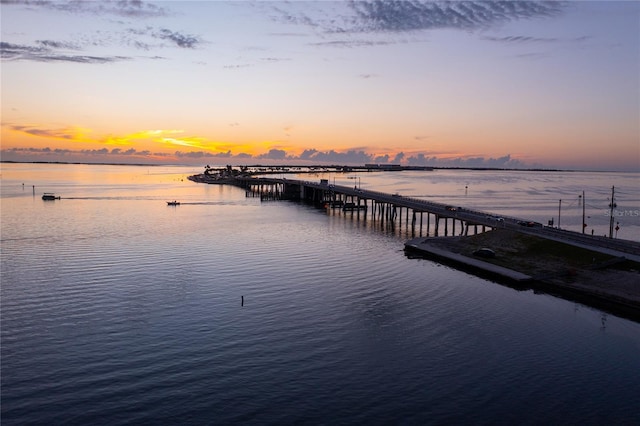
2;163;639;425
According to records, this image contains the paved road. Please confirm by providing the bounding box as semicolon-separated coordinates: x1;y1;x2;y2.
305;180;640;260
245;177;640;261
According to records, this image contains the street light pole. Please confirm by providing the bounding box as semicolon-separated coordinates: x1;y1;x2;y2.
609;186;616;238
348;175;361;189
558;199;562;229
581;191;586;234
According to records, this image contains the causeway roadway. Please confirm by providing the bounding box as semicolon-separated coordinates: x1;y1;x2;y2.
268;178;640;262
198;174;640;262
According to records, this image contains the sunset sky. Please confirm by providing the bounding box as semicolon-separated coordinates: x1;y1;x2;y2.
1;0;639;170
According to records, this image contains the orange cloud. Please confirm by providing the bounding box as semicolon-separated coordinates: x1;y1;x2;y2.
7;124;91;142
166;137;294;157
99;129;256;155
102;129;185;146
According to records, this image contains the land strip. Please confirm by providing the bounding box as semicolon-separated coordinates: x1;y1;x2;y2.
406;229;640;315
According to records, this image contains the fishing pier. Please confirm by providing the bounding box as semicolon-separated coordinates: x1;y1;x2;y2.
239;176;497;237
188;173;640;261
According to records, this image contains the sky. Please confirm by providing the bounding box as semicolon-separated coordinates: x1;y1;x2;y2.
1;0;639;170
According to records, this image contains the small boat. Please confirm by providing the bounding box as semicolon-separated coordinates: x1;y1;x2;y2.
42;193;60;200
167;201;180;206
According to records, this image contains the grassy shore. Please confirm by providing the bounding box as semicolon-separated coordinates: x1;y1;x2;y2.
410;229;640;316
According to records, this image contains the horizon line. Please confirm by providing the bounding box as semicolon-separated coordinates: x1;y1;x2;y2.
2;160;636;174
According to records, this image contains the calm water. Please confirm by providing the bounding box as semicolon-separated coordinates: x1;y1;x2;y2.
2;163;640;425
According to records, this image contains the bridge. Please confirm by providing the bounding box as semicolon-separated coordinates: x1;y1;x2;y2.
189;174;640;261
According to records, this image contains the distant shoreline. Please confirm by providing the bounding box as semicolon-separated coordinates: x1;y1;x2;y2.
3;160;633;174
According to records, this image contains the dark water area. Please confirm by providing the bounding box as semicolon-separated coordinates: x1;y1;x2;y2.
2;163;639;424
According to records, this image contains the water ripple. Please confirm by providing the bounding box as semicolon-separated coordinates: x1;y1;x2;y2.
3;165;640;425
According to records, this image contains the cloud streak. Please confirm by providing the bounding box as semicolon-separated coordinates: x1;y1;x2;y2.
8;124;90;140
1;1;201;64
152;28;201;49
309;39;393;48
36;39;82;49
1;0;169;18
266;1;568;51
482;35;558;43
125;27;204;50
1;27;201;64
346;0;564;32
270;1;565;36
1;41;131;63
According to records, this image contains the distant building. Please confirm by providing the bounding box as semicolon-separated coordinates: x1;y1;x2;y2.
365;164;402;170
